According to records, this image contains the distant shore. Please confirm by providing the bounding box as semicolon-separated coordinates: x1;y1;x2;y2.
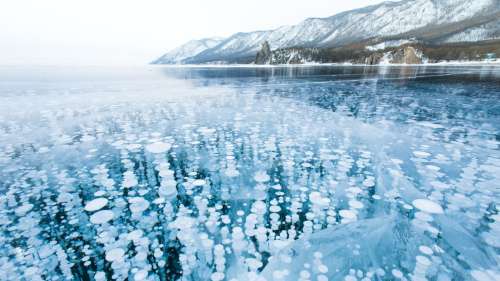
153;60;500;68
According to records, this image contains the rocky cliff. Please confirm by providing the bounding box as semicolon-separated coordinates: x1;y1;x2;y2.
391;46;423;64
258;39;500;65
255;41;272;64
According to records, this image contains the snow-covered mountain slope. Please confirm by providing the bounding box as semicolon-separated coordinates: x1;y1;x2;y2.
441;18;500;43
152;37;223;64
154;0;500;64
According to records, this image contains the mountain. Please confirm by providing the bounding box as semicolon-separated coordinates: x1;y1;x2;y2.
151;37;223;64
153;0;500;64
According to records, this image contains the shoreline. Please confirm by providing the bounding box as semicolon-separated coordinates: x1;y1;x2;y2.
152;60;500;68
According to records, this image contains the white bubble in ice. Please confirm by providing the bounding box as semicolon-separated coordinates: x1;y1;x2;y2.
95;191;106;197
171;216;195;229
309;192;331;207
134;269;148;281
225;169;240;177
339;210;357;219
412;199;444;214
153;197;165;204
269;205;281;213
413;151;431;158
159;184;177;198
15;203;33;216
362;179;375;187
105;248;125;262
38;245;56;259
95;272;106;281
348;200;364;209
470;270;496;281
392;269;403;278
416;255;431;266
391;269;403;279
252;201;267;215
318;264;328;273
211;272;225;281
90;210;114;224
192;179;206;186
84;198;108;212
129;197;150;213
418;245;433;255
146;142;171;154
344;276;357;281
254;171;270;183
127;229;144;241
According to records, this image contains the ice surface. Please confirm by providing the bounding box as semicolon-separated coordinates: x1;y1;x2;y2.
0;65;499;281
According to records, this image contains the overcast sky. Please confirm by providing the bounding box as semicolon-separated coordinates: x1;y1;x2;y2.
0;0;387;66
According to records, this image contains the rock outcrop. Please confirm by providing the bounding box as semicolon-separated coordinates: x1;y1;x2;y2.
255;41;272;64
390;46;422;64
364;53;384;65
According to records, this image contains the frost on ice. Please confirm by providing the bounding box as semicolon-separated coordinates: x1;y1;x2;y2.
0;67;499;281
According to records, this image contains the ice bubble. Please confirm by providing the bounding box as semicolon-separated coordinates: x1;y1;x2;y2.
269;205;281;213
192;179;207;186
418;245;433;255
105;248;125;262
415;212;434;222
134;269;148;281
339;210;357;220
273;270;289;280
211;272;225;281
412;199;444;214
129;197;150;213
430;181;449;190
413;151;431;158
15;203;33;216
90;210;114;224
159;184;177;198
392;269;403;279
153;197;165;204
317;275;328;281
171;216;195;229
145;142;171;154
94;272;106;281
416;255;431;266
300;270;311;279
470;270;497;281
309;192;331;207
225;168;240;177
127;230;144;241
84;198;108;212
362;179;375;187
252;201;267;214
94;190;106;197
126;143;142;151
348;200;364;209
254;171;270;183
38;245;56;259
426;165;440;171
344;275;357;281
318;264;329;273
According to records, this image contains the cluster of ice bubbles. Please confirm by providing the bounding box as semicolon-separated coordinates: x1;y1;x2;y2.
0;77;499;281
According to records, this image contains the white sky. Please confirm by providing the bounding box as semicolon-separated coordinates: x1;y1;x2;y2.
0;0;387;66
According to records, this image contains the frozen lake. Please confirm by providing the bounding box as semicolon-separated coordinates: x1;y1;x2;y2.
0;65;499;281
